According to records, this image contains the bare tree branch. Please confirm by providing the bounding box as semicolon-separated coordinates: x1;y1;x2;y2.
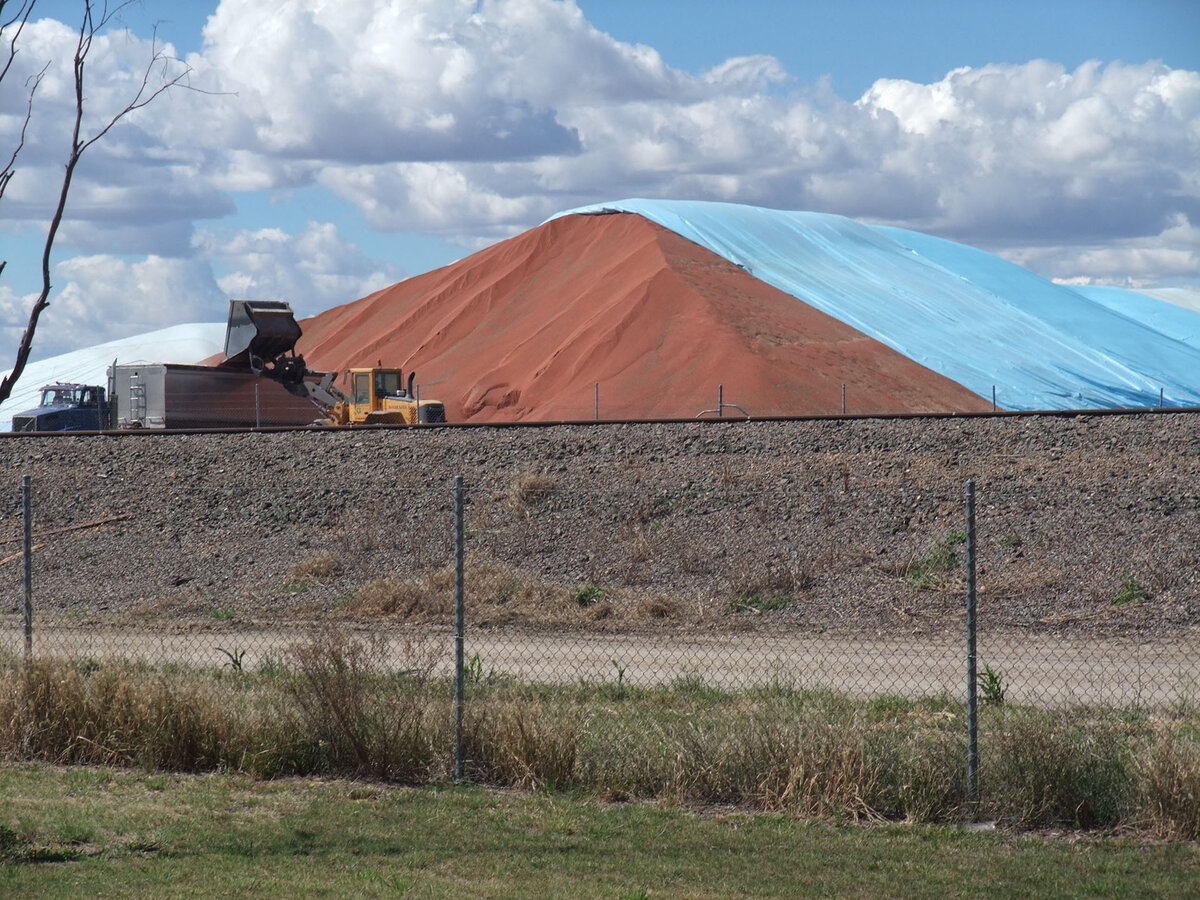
1;1;37;84
0;61;45;203
0;0;198;405
0;2;39;201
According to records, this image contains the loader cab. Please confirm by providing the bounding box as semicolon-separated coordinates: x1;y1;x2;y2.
344;366;444;425
347;367;412;423
374;369;407;399
349;368;406;403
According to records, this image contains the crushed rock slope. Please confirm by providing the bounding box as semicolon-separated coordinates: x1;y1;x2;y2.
1;413;1198;639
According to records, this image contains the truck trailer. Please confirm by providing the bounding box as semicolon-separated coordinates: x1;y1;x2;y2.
106;363;324;429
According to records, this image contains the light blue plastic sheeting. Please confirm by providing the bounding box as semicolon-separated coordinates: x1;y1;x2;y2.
550;199;1200;410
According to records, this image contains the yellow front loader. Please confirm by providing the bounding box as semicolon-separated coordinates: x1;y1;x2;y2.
311;366;447;426
220;300;446;426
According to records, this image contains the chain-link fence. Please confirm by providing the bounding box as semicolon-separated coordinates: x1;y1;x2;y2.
4;447;1199;789
5;469;1198;702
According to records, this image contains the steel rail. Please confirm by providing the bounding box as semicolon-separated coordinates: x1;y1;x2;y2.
1;404;1198;438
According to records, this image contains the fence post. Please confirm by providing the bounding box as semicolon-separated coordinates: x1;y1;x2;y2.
454;474;465;783
965;479;979;817
23;475;33;667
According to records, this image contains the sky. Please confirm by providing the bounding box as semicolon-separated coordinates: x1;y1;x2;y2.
1;0;1198;369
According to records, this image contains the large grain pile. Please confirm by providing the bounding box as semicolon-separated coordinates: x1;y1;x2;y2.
2;412;1198;638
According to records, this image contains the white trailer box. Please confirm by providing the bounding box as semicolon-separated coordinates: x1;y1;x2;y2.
107;363;323;429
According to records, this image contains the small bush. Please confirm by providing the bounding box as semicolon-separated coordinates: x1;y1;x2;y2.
1141;731;1200;840
509;473;556;511
907;532;967;591
1113;574;1151;606
284;628;446;781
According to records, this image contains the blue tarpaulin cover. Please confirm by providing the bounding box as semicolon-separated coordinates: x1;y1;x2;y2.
551;199;1200;410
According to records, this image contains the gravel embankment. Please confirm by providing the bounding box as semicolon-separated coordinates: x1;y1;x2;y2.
2;411;1198;638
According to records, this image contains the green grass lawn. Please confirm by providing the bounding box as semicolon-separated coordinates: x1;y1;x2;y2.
2;764;1197;898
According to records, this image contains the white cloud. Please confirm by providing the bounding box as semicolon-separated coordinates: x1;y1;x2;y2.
196;222;405;318
1005;214;1200;287
0;219;405;370
854;61;1200;244
0;254;225;368
0;282;40;371
188;1;1198;264
0;15;229;264
9;2;1199;264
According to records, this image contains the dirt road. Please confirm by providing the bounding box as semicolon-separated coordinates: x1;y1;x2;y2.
5;618;1195;709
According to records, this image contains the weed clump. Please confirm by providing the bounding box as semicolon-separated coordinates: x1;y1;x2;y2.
463;701;578;790
978;662;1007;706
509;472;556;512
1113;574;1151;606
907;532;967;591
573;584;604;607
289;553;343;582
1142;730;1200;840
284;629;445;781
980;710;1136;829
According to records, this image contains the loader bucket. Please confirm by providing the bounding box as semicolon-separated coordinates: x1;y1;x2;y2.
221;299;303;371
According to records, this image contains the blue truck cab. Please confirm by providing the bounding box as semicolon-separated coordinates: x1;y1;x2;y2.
10;383;110;432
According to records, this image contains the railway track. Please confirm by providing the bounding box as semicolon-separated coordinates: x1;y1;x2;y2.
3;403;1197;438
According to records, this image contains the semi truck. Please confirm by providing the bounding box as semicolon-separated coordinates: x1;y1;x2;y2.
9;383;111;432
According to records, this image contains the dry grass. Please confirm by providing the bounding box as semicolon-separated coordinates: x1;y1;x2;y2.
1141;728;1200;840
3;646;1198;837
463;699;577;789
288;552;343;582
979;710;1137;829
636;595;681;620
334;556;701;627
284;628;448;780
0;658;303;775
509;472;557;513
346;576;452;618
